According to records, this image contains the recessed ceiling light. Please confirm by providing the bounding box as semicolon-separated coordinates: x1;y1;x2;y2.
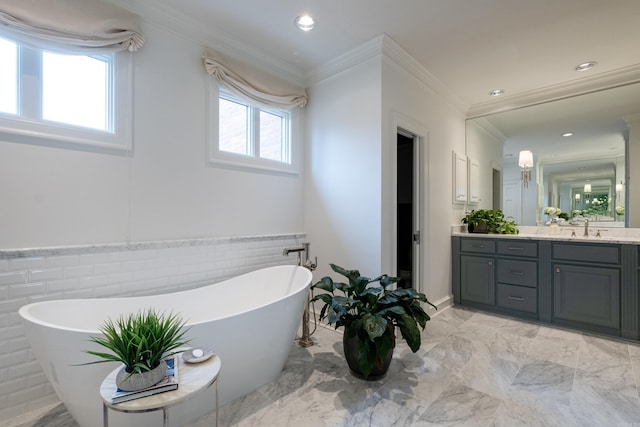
489;89;504;97
575;61;597;72
562;132;574;137
294;15;315;31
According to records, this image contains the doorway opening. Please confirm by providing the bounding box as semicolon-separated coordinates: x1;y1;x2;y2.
493;168;501;210
397;131;418;289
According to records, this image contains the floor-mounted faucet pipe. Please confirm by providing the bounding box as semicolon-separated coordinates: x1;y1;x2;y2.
282;243;317;347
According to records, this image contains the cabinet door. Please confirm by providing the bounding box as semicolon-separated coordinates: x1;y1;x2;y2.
452;151;467;203
553;264;620;330
461;255;494;305
467;157;481;204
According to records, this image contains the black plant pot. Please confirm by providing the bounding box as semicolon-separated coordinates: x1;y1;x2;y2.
342;323;395;380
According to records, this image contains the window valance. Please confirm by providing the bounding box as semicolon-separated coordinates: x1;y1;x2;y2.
203;48;307;109
0;0;144;53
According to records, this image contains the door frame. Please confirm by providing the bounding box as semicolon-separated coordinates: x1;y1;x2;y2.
388;112;429;294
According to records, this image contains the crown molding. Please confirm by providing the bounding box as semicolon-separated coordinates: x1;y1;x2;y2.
306;34;466;114
379;34;466;115
304;34;386;86
467;117;506;142
467;63;640;119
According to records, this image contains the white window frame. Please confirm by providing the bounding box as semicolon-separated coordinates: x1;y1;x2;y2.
207;81;300;175
0;36;133;153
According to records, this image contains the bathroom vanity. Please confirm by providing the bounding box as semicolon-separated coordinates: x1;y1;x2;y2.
451;231;639;340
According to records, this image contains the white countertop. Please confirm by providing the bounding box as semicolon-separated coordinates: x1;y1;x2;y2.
452;225;640;245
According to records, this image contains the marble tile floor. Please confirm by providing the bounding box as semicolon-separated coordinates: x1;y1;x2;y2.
6;306;640;426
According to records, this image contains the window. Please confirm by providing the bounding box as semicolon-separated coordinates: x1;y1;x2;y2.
209;86;298;174
0;37;17;115
0;35;132;152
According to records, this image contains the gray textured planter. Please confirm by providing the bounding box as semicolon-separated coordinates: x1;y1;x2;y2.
115;361;166;391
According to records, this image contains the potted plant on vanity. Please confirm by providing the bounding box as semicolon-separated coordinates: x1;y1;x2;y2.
83;309;191;391
311;264;436;379
462;209;519;234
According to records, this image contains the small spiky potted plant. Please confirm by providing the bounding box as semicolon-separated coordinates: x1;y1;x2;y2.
84;308;191;391
311;264;436;380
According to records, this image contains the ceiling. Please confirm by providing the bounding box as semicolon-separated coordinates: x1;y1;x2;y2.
154;0;640;112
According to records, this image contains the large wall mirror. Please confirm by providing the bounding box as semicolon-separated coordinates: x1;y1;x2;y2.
466;82;640;228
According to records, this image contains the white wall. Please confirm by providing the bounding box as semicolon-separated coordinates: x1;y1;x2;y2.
465;121;504;210
381;56;466;306
0;21;304;250
0;10;308;422
628;115;640;227
304;36;467;306
304;57;383;279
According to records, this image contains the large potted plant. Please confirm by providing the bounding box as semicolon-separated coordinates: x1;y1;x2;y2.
84;308;191;391
311;264;436;379
462;209;519;234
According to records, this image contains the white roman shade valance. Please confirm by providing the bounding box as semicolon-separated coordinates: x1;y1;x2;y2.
0;0;144;53
203;48;307;109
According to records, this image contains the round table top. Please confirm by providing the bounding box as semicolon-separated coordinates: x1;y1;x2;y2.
100;353;221;413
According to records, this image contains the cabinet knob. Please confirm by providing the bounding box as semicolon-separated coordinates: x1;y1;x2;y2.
555;267;561;273
488;261;493;266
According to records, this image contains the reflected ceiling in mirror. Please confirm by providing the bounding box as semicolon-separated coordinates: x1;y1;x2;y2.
489;84;640;163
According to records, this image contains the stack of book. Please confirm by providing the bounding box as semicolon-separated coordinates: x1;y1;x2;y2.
110;356;179;404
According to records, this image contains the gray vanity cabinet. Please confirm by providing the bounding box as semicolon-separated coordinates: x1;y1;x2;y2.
452;235;639;340
494;241;538;315
457;238;495;307
553;264;619;330
551;242;621;333
460;255;494;305
496;259;537;313
455;238;537;316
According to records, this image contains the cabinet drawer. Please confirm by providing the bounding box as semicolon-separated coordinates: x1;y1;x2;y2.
497;240;537;257
497;259;537;287
552;243;619;264
497;284;537;313
461;238;495;254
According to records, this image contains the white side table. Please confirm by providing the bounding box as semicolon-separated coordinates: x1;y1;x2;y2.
100;354;221;427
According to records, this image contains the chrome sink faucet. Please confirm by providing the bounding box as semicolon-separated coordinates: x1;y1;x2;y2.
583;219;589;237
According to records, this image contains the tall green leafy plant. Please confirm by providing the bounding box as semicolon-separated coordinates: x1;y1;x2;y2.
84;309;191;375
311;264;436;379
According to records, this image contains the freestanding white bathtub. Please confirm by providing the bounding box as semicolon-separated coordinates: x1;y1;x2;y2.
19;265;312;427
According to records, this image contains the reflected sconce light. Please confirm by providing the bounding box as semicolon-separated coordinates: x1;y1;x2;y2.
518;150;533;188
616;181;625;193
575;194;581;201
584;183;591;203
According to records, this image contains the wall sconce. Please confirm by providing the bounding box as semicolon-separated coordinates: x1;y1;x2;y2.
518;150;533;188
575;193;581;201
616;181;625;192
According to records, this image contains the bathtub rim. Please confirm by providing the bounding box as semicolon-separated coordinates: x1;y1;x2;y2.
18;265;313;334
